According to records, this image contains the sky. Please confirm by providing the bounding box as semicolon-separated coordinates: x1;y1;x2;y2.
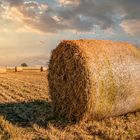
0;0;140;66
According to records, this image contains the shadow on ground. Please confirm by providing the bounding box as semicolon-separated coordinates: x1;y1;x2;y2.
0;100;56;128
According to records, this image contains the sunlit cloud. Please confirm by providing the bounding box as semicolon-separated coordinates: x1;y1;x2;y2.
0;0;139;66
59;0;80;6
0;0;139;35
120;19;140;35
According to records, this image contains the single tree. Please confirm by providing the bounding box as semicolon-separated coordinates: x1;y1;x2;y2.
21;63;28;67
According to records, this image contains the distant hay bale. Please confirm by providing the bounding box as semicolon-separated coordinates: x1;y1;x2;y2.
15;66;23;72
23;67;40;72
41;67;47;72
48;39;140;122
0;67;7;74
7;67;15;72
41;66;43;72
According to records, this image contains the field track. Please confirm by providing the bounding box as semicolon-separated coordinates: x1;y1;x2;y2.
0;72;140;140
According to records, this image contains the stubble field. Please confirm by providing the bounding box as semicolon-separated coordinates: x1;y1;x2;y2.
0;72;140;140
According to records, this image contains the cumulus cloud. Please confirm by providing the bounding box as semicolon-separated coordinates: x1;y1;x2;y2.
1;0;66;33
115;0;140;20
114;0;140;35
0;0;139;35
59;0;80;6
0;1;5;16
0;0;116;33
120;19;140;35
57;0;117;32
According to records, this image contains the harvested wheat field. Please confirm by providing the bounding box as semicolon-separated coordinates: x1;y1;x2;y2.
0;68;7;74
0;71;140;140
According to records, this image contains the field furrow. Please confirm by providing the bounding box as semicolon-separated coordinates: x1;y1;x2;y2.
0;71;140;140
0;73;49;103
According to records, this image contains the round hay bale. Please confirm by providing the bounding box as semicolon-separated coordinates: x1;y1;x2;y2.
41;67;47;72
15;66;23;72
40;66;47;72
48;40;140;122
23;67;41;72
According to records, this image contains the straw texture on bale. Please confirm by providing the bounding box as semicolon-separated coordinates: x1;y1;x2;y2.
0;67;7;74
15;67;23;72
48;40;140;122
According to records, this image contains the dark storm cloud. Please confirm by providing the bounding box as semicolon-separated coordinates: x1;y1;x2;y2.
56;0;140;34
114;0;140;20
0;1;4;13
56;0;116;31
57;0;140;34
2;0;140;34
112;0;140;34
